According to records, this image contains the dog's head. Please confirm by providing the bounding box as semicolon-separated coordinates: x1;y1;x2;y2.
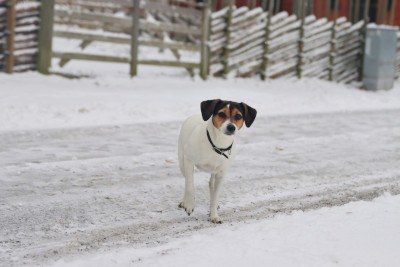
201;99;257;136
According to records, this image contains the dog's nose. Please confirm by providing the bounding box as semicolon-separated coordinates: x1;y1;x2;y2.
227;124;236;133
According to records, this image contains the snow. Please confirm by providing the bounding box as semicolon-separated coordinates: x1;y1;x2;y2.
52;194;400;267
1;66;400;132
2;31;400;267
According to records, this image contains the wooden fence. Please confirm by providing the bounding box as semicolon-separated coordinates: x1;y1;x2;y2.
47;0;208;77
208;4;366;84
0;0;40;73
1;0;400;83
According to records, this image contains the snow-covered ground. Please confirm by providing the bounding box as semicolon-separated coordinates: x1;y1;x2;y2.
1;45;400;266
1;65;400;131
53;194;400;267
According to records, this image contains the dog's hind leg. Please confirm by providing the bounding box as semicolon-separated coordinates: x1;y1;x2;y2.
209;172;224;224
179;158;195;216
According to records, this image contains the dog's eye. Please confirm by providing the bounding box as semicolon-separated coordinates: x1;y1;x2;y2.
234;114;242;120
218;112;227;119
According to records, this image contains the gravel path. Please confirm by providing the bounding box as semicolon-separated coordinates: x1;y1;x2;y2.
1;109;400;266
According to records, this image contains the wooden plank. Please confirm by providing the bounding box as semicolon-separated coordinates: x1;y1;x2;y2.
130;0;139;77
37;0;54;74
143;1;202;18
53;52;200;69
53;51;130;64
5;0;17;73
54;10;202;35
139;60;199;68
53;30;201;51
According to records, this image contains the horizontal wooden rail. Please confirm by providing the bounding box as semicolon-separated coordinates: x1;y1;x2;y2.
53;30;201;51
52;51;200;69
54;9;201;35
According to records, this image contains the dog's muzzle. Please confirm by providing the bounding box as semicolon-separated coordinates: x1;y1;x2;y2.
226;124;236;135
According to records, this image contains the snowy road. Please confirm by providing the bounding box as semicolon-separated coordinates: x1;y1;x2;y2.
1;109;400;266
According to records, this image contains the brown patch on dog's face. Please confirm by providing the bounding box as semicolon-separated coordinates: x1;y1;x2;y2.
212;105;244;131
212;106;230;129
231;108;244;130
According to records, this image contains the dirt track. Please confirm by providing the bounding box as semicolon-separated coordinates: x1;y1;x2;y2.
1;109;400;266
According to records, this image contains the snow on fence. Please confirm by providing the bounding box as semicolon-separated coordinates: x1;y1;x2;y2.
0;0;40;73
208;5;366;84
50;0;207;77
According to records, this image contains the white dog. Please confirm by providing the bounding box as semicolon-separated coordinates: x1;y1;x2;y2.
178;99;257;223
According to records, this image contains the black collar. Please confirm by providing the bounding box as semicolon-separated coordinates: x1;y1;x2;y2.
206;129;233;159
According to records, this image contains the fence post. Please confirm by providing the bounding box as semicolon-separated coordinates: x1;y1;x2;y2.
354;0;360;22
297;0;306;79
5;0;16;74
200;0;211;80
358;0;370;81
389;0;396;25
325;0;330;19
37;0;55;74
348;0;353;22
328;0;339;81
379;0;388;24
130;0;140;77
260;0;274;80
222;0;234;78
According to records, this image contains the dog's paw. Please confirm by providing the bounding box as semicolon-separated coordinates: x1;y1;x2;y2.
178;200;194;216
210;216;222;224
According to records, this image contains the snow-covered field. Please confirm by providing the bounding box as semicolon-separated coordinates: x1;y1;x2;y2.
1;51;400;267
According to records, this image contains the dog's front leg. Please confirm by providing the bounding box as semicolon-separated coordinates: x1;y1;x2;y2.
209;172;224;224
179;158;195;215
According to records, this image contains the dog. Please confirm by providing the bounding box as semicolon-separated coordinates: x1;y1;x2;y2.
178;99;257;223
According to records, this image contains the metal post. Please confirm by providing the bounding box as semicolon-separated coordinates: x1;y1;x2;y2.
37;0;55;74
130;0;140;77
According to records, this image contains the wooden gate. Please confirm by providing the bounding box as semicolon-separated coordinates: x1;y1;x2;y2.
39;0;211;78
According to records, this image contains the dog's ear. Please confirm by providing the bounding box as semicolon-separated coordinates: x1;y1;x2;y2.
240;102;257;127
201;99;221;121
